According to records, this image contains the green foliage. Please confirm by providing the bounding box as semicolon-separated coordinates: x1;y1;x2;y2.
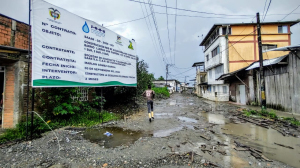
152;87;170;98
35;87;82;116
137;59;155;95
0;110;119;144
283;117;300;126
157;76;165;80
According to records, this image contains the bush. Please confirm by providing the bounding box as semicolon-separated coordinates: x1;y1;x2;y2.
152;87;170;98
0;109;119;144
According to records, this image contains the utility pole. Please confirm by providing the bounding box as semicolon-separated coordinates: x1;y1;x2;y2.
256;12;266;109
165;64;173;86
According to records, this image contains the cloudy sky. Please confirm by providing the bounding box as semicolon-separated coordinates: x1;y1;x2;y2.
1;0;299;83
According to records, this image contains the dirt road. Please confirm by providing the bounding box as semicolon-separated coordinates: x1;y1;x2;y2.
0;93;299;167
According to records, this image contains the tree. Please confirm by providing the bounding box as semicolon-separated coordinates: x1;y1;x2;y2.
157;76;165;80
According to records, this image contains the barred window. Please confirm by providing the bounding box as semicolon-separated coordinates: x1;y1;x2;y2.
71;87;89;101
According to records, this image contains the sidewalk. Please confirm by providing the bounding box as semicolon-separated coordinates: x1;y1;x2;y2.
228;101;300;121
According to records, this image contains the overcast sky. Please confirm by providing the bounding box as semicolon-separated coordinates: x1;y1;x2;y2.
1;0;299;83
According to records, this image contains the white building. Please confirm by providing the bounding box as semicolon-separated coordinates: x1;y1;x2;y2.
153;79;179;93
199;25;230;101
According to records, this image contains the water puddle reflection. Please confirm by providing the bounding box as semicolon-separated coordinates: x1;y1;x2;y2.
83;127;144;148
178;116;198;123
221;123;300;168
155;113;173;119
153;127;183;137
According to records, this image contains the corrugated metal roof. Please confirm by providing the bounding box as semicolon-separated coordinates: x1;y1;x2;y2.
245;55;288;70
263;44;300;52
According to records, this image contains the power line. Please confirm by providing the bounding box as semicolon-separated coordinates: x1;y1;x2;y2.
129;0;255;17
262;0;268;20
174;0;177;65
279;5;300;21
262;0;272;21
154;12;254;19
148;0;170;64
164;0;172;64
105;14;150;27
138;0;164;68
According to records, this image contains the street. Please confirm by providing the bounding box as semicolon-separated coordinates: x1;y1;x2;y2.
1;93;300;168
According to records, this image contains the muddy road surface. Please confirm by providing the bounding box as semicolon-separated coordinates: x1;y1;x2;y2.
1;93;300;168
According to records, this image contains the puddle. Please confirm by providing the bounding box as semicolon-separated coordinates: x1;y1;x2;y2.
178;116;198;123
169;100;176;105
83;127;144;148
153;127;183;137
155;113;173;119
202;113;228;124
221;123;300;168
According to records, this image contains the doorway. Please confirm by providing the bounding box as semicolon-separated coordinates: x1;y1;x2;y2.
0;66;4;127
239;85;246;105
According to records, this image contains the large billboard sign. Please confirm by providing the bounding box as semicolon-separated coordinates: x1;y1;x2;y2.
31;0;137;87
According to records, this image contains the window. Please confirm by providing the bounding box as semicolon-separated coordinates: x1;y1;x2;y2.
212;46;220;57
222;27;231;35
223;86;227;93
278;25;288;33
209;70;213;79
262;44;277;52
71;87;89;102
204;29;220;50
215;65;224;79
213;86;216;92
206;55;209;61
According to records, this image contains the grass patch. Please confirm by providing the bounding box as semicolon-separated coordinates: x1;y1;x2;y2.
282;117;300;126
152;87;170;98
0;110;119;144
242;109;300;125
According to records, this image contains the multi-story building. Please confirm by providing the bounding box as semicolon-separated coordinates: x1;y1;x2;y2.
199;20;299;102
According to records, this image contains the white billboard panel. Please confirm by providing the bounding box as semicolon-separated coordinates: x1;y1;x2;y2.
31;0;137;87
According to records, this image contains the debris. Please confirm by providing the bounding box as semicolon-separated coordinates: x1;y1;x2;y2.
274;142;294;149
102;163;108;167
200;135;211;141
103;131;113;137
217;141;228;146
234;147;249;151
66;137;70;143
210;130;215;134
216;150;226;155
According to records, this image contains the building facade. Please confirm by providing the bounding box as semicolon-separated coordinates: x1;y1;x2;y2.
199;20;299;102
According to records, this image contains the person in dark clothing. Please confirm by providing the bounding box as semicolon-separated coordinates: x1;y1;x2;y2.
142;85;155;122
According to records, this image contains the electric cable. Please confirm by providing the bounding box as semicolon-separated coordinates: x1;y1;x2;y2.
138;0;165;68
129;0;255;17
105;14;150;27
164;0;172;64
262;0;272;21
174;0;177;65
279;5;300;21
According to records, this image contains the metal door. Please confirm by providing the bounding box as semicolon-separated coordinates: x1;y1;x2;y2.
239;85;246;105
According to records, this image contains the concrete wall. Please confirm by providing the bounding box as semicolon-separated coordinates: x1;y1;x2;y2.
228;24;291;72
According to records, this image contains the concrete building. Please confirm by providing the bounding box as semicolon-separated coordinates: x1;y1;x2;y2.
199;20;299;102
0;14;31;128
218;45;300;114
152;79;179;93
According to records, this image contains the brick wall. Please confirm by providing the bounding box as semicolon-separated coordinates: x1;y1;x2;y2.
1;63;15;128
0;14;31;128
0;16;11;46
0;14;30;49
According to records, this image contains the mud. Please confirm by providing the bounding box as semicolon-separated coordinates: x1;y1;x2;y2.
0;93;299;167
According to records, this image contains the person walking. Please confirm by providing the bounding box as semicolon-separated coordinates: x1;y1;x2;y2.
142;85;155;122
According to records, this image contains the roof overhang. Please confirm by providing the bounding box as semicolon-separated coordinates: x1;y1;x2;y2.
200;20;300;46
263;44;300;52
246;55;288;70
192;62;204;67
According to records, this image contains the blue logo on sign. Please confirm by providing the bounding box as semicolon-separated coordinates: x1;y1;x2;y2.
82;21;89;33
